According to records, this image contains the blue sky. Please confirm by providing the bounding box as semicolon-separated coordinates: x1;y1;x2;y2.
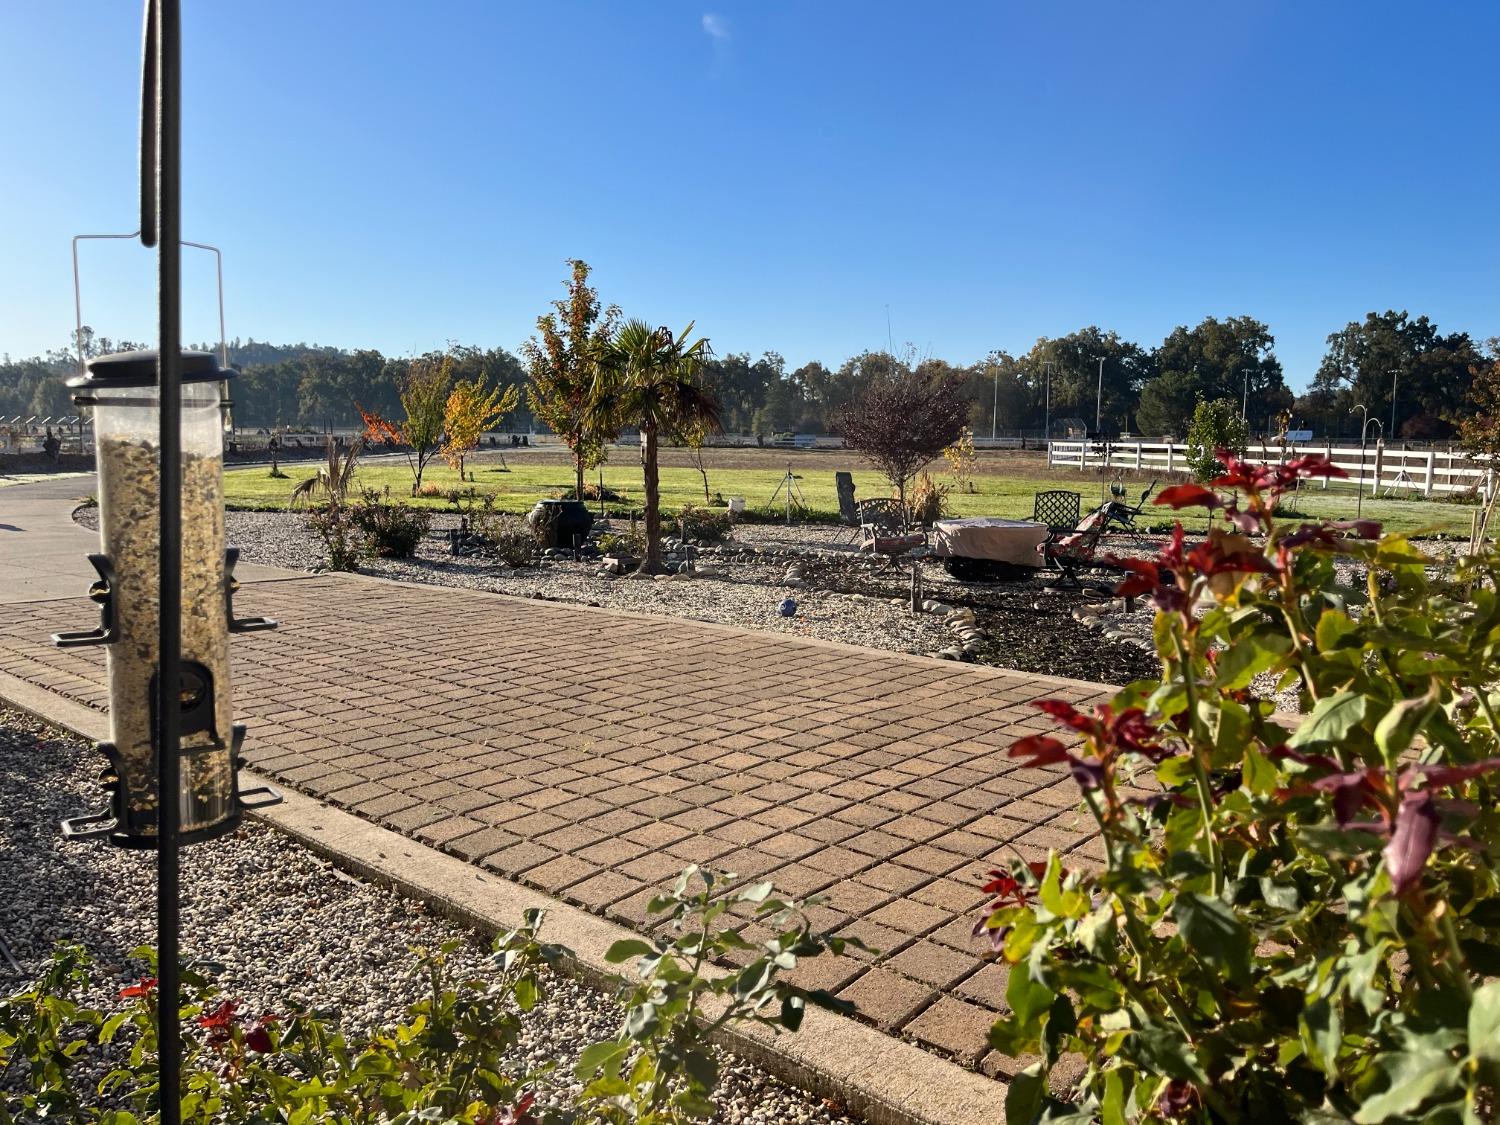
3;2;1496;389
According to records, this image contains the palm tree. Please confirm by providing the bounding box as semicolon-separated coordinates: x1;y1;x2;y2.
595;320;720;574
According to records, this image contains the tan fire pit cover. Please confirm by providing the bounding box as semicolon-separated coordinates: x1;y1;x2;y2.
931;517;1048;568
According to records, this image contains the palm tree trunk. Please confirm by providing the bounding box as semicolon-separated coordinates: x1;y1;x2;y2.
642;423;664;573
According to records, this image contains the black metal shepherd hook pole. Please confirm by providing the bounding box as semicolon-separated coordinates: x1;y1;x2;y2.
142;0;184;1119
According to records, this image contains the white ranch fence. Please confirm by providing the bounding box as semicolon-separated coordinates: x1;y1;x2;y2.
1047;440;1495;500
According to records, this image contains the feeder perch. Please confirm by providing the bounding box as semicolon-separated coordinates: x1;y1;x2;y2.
56;348;281;848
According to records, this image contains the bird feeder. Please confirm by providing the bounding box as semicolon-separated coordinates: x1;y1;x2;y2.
57;348;280;847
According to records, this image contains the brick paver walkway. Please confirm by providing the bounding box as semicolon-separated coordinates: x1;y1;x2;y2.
0;573;1111;1073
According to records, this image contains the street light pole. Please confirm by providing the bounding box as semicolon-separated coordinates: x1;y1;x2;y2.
1044;361;1052;442
991;360;997;441
1094;356;1105;434
1390;369;1399;439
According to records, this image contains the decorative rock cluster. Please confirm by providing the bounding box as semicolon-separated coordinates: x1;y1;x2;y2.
898;598;989;661
594;538;726;581
1070;598;1126;638
541;544;600;562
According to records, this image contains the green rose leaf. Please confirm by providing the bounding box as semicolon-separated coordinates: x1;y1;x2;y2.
1214;633;1290;691
1004;1061;1048;1125
1172;892;1251;984
1352;1049;1460;1122
1470;981;1500;1064
1286;690;1366;749
603;939;655;964
574;1039;630;1080
1373;685;1437;766
1007;960;1055;1030
1314;609;1360;652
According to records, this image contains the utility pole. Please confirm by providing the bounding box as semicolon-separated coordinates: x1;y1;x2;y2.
1043;361;1052;442
1241;367;1253;425
990;359;997;441
1390;368;1399;440
1093;356;1105;434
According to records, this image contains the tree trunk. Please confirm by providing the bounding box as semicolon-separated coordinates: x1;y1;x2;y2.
574;455;585;502
699;462;710;502
642;423;664;573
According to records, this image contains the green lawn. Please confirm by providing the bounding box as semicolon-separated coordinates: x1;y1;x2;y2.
224;450;1478;537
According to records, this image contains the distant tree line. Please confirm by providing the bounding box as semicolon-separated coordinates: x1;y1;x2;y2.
2;311;1495;442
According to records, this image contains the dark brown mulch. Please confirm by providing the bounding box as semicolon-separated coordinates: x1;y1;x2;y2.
960;581;1159;685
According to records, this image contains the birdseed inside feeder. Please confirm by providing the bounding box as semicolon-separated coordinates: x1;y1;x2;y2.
56;348;279;846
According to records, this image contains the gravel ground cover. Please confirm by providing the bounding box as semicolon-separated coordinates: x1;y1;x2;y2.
0;707;856;1123
76;507;1158;686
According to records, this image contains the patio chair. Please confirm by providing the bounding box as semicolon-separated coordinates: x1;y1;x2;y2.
1041;503;1117;593
858;498;926;560
836;471;859;526
1031;489;1082;534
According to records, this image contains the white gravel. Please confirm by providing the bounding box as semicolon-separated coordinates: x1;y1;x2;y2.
0;707;856;1123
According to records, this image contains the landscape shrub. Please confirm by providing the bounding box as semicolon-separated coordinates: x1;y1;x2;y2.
1183;397;1249;481
304;503;363;570
1438;484;1483;506
597;528;645;558
907;471;950;526
981;450;1500;1122
288;436;364;509
578;481;624;503
465;495;539;566
675;504;732;543
348;490;432;558
0;868;853;1124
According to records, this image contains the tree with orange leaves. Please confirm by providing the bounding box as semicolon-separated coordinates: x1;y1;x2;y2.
357;355;453;495
442;376;518;481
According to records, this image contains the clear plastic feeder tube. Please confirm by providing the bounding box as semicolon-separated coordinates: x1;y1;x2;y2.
85;352;234;837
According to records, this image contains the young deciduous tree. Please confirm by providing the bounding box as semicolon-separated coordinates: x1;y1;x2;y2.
943;426;978;493
595;321;720;574
520;260;620;499
442;376;518;480
358;355;453;495
1184;397;1249;482
680;416;714;503
836;365;969;513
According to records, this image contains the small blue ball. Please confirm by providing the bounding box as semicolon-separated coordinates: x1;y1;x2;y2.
778;598;798;617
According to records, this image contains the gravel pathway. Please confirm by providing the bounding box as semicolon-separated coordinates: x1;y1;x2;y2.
77;507;1158;686
0;708;855;1123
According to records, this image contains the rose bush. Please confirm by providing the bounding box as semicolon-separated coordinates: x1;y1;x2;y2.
1;868;851;1124
982;451;1500;1123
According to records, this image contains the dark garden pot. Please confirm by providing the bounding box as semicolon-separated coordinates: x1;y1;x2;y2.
528;499;594;550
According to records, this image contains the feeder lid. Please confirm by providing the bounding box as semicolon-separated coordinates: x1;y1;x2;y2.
68;349;231;390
